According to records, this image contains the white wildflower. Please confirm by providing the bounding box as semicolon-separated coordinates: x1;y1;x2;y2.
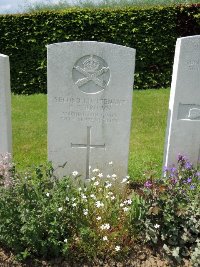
107;174;111;178
66;196;70;201
72;171;78;176
98;173;103;178
127;199;132;205
83;209;88;216
103;236;108;241
154;224;160;229
121;177;128;183
109;161;113;165
58;207;63;212
72;203;77;207
123;207;129;212
111;196;115;200
64;239;68;243
91;176;96;181
46;192;50;197
81;193;87;199
90;194;96;199
96;201;104;208
100;223;110;230
120;203;124;207
104;223;110;229
115;245;121;251
94;181;99;186
111;174;117;178
105;182;112;188
78;187;82;191
96;216;101;221
92;168;100;173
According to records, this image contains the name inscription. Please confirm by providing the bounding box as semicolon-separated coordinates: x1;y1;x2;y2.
187;58;200;71
52;96;129;124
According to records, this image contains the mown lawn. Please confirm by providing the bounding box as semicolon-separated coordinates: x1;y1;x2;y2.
12;88;170;180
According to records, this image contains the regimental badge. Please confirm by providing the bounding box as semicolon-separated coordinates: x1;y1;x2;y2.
72;55;110;94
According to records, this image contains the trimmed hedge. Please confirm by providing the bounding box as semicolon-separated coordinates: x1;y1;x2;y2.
0;5;200;94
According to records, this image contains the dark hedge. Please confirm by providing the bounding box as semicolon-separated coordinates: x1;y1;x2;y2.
0;5;199;94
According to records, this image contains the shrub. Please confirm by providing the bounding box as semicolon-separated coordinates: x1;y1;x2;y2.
0;159;133;263
0;5;200;94
134;155;200;265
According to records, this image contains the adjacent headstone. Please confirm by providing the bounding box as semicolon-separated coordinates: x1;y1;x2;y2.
164;35;200;167
48;41;135;179
0;54;12;157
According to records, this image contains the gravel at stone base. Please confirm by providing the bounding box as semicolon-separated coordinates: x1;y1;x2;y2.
0;248;191;267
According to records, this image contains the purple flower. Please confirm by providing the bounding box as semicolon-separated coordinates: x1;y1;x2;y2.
187;177;192;183
177;154;186;162
185;161;192;170
170;167;177;174
190;185;195;190
163;166;168;172
144;181;152;188
196;172;200;180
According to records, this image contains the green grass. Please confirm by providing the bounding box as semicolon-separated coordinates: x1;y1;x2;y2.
12;89;170;180
22;0;200;13
12;94;47;168
129;89;170;180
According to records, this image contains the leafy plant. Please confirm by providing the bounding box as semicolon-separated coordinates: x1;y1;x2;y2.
0;157;134;263
136;155;200;265
0;154;199;265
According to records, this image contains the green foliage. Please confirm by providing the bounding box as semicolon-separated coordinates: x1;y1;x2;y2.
0;5;200;94
134;155;200;265
0;157;133;263
0;154;199;265
191;240;200;267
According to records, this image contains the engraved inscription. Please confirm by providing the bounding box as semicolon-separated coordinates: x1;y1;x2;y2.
178;103;200;121
187;58;200;71
71;126;105;179
52;96;129;124
54;97;128;106
61;111;118;124
72;55;110;94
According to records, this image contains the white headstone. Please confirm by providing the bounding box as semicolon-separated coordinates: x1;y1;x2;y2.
48;41;135;179
164;35;200;167
0;54;12;157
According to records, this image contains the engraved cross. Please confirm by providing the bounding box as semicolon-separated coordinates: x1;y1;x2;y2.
71;126;105;179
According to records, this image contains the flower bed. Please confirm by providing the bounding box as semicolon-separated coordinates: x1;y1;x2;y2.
0;154;199;266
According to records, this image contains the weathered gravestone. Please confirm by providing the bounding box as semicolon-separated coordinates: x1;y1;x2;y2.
0;54;12;158
164;35;200;167
48;41;135;179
